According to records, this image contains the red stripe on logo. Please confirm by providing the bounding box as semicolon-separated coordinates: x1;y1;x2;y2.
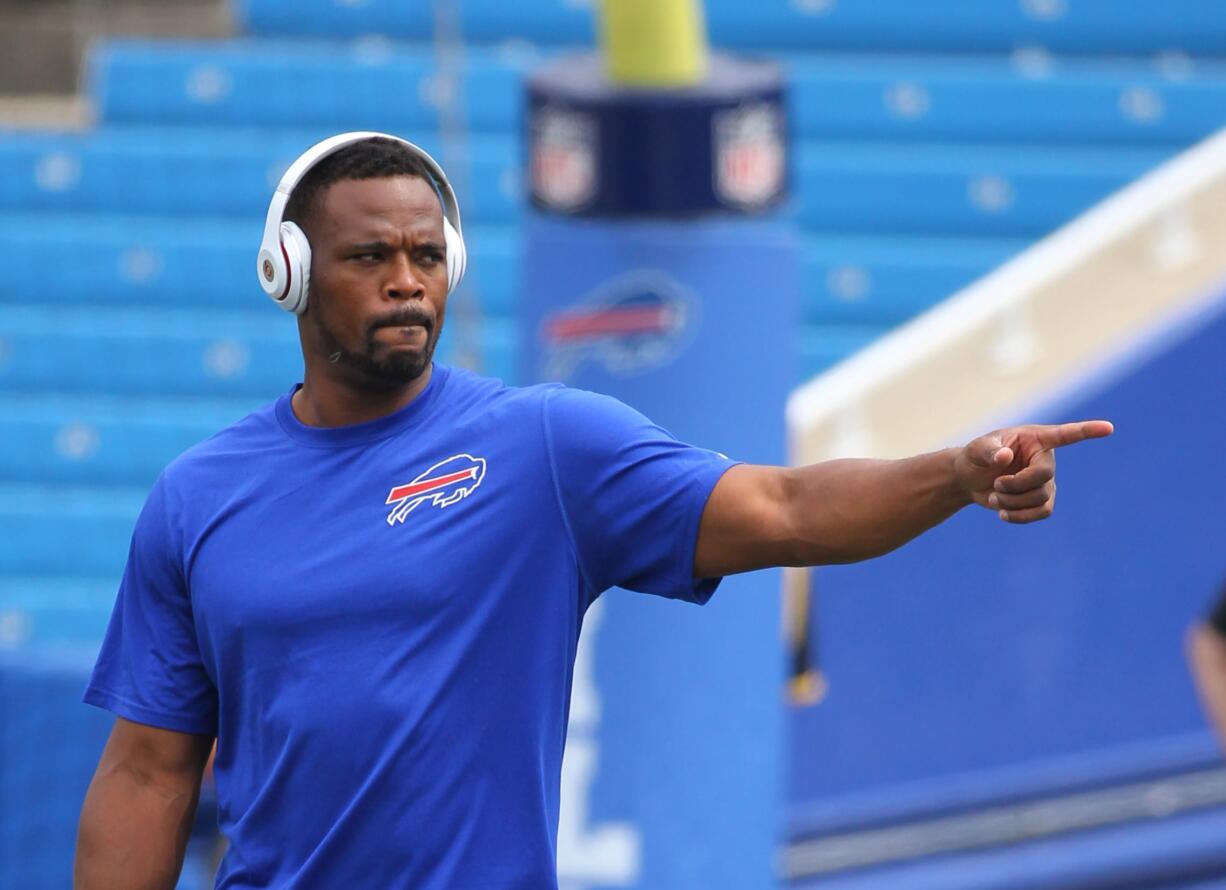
545;306;671;342
386;467;478;504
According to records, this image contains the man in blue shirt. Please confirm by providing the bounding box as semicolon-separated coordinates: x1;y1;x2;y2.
74;135;1112;889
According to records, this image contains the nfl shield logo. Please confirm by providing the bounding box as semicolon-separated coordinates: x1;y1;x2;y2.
532;107;599;212
713;103;785;210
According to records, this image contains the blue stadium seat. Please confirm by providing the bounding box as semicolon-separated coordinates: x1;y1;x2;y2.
798;324;884;379
0;215;520;319
788;55;1226;146
90;39;539;133
0;214;262;307
235;0;439;43
0;393;260;485
234;0;1226;56
234;0;596;45
89;40;1226;148
0;131;1169;237
0;305;301;398
0;207;1006;335
0;129;520;223
0;580;117;646
0;305;518;397
794;142;1171;236
703;0;1226;55
0;485;143;577
802;235;1024;325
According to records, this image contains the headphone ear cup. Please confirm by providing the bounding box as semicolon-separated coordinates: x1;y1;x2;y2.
279;222;312;315
443;219;466;295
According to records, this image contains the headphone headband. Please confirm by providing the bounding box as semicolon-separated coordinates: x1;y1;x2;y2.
257;131;467;314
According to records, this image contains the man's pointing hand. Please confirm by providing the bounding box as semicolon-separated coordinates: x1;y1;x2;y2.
955;420;1114;524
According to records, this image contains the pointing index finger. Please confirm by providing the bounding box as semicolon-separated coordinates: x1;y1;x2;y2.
1035;420;1114;449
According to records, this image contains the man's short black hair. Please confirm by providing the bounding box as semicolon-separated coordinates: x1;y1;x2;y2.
284;136;438;233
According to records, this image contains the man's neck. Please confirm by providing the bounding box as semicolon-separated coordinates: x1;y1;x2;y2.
291;364;433;428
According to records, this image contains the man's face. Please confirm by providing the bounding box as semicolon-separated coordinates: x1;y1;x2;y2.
302;175;449;388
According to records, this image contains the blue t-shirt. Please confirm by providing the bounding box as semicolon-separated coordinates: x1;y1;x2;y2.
85;364;736;889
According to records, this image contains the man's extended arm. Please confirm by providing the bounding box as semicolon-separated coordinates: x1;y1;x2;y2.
695;421;1112;578
1188;622;1226;749
76;717;213;890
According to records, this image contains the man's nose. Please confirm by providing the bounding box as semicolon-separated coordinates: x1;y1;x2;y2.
385;252;425;299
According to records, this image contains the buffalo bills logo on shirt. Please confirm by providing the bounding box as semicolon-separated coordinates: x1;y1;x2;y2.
385;454;487;526
540;271;698;381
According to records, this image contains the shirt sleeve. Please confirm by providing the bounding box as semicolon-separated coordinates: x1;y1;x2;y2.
83;472;218;735
543;386;739;604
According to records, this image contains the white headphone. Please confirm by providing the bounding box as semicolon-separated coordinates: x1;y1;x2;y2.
256;131;467;316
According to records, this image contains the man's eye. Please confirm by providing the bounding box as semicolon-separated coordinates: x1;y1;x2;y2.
352;252;380;262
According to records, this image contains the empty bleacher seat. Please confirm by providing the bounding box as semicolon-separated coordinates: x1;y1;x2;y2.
801;235;1024;325
0;393;260;486
91;40;446;130
794;142;1171;236
799;324;884;379
234;0;1226;56
788;55;1226;146
0;580;118;648
0;305;517;397
0;214;519;319
0;129;520;223
0;304;302;398
0;485;143;577
0;131;1169;237
236;0;438;43
90;39;538;134
89;40;1226;148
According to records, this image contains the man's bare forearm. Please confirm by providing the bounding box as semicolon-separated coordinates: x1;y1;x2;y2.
75;751;203;889
779;448;971;566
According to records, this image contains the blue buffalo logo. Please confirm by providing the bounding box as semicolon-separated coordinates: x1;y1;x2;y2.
540;271;697;380
385;454;487;526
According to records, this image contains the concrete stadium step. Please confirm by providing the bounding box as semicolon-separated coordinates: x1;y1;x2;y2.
0;577;118;648
0;128;1171;236
232;0;1226;56
0;484;145;577
90;39;1226;147
0;391;263;485
0;304;520;396
0;214;521;319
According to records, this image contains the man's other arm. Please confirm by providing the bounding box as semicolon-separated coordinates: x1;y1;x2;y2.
76;717;213;890
695;421;1113;577
1188;622;1226;750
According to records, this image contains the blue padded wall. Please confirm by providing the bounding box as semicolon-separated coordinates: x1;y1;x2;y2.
788;289;1226;881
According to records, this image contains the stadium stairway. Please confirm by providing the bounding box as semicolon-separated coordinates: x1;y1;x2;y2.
3;3;1226;885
